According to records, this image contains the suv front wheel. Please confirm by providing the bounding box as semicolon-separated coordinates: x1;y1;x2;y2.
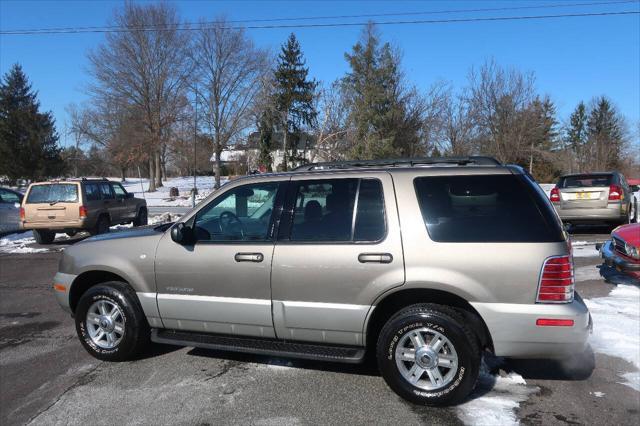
75;282;150;361
376;304;480;406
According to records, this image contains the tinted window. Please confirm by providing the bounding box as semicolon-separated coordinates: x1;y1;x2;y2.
112;183;127;199
287;178;386;242
290;179;357;241
194;183;279;242
99;183;114;200
354;179;386;241
27;184;78;204
0;189;21;204
84;184;101;201
559;174;613;188
414;174;564;242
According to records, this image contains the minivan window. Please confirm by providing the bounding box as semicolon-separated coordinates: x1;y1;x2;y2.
287;178;386;242
414;175;564;243
559;174;613;188
27;184;78;204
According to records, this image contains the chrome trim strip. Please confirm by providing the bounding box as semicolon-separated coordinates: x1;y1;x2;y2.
156;293;271;305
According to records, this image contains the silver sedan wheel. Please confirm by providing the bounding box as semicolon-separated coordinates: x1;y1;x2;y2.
395;327;459;390
86;300;125;349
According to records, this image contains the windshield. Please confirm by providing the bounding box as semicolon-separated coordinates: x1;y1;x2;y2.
559;175;613;188
26;184;78;204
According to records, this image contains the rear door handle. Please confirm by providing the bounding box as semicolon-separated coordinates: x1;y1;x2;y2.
234;252;264;263
358;253;393;264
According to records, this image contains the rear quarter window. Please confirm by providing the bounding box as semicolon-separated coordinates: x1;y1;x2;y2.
414;174;564;242
26;184;78;204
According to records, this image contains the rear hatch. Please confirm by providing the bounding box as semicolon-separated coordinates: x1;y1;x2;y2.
23;183;81;223
558;174;612;209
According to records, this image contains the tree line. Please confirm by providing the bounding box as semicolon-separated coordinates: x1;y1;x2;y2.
1;2;636;187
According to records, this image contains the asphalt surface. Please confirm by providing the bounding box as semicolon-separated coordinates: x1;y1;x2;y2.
1;228;639;425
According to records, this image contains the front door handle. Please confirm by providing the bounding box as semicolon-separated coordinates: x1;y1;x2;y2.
358;253;393;264
234;252;264;263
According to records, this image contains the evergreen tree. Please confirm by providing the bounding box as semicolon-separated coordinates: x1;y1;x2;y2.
566;101;588;171
0;64;64;182
273;34;317;170
586;96;624;170
527;96;560;181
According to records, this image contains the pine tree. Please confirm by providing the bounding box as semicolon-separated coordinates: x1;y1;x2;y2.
566;101;588;171
0;64;64;182
273;34;317;170
586;96;624;170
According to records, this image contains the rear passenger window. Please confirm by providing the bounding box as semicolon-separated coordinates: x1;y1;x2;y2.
99;183;113;200
288;178;385;242
84;184;101;201
414;175;564;243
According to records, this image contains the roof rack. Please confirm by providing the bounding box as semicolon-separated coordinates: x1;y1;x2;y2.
292;156;501;172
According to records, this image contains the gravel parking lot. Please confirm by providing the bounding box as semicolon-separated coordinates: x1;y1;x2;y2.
1;229;639;425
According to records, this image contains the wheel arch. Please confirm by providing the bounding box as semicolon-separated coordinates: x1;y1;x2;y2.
365;288;494;353
69;270;133;314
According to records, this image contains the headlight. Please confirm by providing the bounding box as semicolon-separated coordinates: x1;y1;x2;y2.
625;242;640;260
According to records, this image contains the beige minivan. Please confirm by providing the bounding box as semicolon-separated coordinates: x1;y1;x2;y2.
20;178;147;244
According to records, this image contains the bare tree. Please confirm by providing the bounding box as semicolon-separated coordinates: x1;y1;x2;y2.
87;2;192;191
191;18;269;188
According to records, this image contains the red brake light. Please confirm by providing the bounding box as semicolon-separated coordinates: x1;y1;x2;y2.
19;207;25;220
79;206;88;218
536;319;574;327
550;187;560;203
608;184;621;201
537;255;574;303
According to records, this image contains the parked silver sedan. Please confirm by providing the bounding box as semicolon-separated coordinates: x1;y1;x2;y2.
550;172;636;226
0;187;24;235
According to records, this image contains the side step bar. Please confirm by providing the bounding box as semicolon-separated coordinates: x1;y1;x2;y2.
151;329;366;364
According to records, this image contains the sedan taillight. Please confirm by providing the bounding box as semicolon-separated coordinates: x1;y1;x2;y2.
537;255;574;303
550;187;560;203
608;184;622;201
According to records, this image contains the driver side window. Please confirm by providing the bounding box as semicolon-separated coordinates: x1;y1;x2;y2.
194;182;279;242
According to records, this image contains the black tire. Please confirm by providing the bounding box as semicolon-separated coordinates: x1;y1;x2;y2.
92;215;110;235
32;229;55;244
376;304;480;406
75;281;150;361
133;207;148;227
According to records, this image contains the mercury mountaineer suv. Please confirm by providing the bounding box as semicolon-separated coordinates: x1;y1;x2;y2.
52;157;591;406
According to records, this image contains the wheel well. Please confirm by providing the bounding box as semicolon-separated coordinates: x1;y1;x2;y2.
366;288;494;353
69;270;128;313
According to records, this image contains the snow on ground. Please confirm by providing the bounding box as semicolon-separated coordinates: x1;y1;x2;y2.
115;176;228;207
571;240;601;258
0;231;49;254
585;285;640;392
457;359;538;426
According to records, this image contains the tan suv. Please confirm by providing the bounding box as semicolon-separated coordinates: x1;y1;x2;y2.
20;178;147;244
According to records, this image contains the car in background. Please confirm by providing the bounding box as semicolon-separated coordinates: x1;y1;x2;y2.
20;178;147;244
600;223;640;280
0;187;24;235
549;172;636;226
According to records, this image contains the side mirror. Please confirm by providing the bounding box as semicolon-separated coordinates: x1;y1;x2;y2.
170;222;193;244
126;192;135;199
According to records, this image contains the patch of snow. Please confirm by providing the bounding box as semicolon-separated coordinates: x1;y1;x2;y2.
457;360;538;426
0;231;49;254
148;212;182;225
591;391;605;397
585;285;640;392
114;176;228;207
572;243;600;258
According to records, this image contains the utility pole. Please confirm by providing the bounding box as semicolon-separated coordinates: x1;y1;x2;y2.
193;87;198;208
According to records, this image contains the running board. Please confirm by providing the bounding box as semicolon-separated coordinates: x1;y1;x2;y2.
151;329;366;364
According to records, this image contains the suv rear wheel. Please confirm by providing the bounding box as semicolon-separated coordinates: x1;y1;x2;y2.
75;281;150;361
92;215;110;235
133;207;148;227
32;229;55;244
376;304;480;406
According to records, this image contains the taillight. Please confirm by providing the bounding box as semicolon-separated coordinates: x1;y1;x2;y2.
608;184;621;201
537;255;574;303
79;206;88;218
550;187;560;203
19;207;25;220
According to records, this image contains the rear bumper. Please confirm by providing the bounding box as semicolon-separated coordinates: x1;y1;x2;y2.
471;295;591;359
601;240;640;272
21;218;91;231
554;204;624;222
53;272;76;314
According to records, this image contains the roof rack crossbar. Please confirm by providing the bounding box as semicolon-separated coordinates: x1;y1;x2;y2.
292;156;500;171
